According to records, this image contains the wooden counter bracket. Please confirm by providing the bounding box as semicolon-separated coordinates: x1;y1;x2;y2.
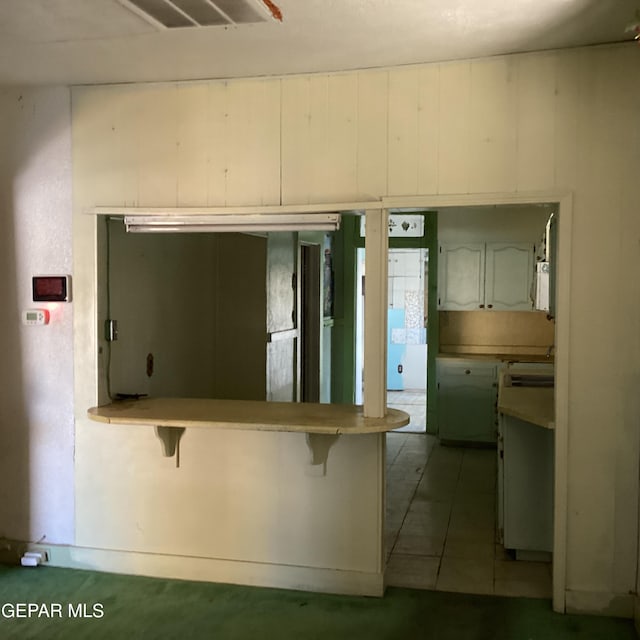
305;433;340;476
155;426;185;465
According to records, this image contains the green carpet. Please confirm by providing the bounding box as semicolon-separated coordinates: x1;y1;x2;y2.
0;565;637;639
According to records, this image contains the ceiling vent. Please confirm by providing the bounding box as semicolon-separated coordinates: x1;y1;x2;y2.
119;0;269;29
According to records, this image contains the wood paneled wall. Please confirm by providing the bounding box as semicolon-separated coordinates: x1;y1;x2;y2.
73;47;622;207
72;42;640;611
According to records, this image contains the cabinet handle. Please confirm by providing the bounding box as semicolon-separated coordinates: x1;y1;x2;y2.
479;304;485;308
487;304;493;309
465;369;471;375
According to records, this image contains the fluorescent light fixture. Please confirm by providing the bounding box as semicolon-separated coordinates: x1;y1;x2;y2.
124;213;341;233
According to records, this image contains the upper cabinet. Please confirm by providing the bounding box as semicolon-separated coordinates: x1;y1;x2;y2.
437;243;485;310
438;242;534;311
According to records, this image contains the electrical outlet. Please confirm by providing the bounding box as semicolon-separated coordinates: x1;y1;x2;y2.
27;545;50;563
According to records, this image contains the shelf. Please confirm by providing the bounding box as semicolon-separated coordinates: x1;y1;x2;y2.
88;397;408;433
88;397;410;468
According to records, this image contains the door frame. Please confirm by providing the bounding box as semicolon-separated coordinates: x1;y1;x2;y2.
344;211;438;430
382;191;573;614
300;242;321;402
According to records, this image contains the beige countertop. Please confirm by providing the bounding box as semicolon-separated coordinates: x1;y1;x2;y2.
498;385;555;430
88;397;410;435
438;352;554;363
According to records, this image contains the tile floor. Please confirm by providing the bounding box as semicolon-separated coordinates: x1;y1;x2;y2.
385;432;552;599
388;389;426;433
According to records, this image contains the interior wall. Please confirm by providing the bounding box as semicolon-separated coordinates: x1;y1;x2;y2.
0;86;74;545
213;233;268;400
107;220;218;399
71;43;640;609
438;205;552;245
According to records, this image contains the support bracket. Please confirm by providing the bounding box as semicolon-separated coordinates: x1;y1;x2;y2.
155;426;185;466
305;433;340;476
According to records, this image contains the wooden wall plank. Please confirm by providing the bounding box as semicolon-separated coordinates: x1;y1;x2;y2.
357;70;388;200
135;85;179;207
176;83;209;206
612;47;640;599
72;87;130;206
259;79;282;206
115;88;142;206
553;49;583;189
225;79;280;206
281;76;311;205
225;80;268;205
204;81;229;206
515;53;557;191
417;65;440;195
325;74;358;202
387;67;419;196
307;76;330;203
437;62;471;194
468;58;517;194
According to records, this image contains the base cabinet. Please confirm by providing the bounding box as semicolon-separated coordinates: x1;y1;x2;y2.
498;413;554;554
436;359;498;444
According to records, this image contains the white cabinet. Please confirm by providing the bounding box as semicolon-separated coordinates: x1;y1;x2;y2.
438;242;534;311
437;243;485;310
498;413;554;555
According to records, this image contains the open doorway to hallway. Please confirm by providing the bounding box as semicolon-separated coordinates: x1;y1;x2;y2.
355;247;429;433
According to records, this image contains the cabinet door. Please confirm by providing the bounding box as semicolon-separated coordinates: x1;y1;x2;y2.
484;243;534;310
437;360;497;443
438;243;485;310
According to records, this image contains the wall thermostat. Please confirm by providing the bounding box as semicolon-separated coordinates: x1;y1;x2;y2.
32;275;71;302
22;309;50;325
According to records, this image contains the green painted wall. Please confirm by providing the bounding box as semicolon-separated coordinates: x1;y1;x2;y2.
330;212;438;433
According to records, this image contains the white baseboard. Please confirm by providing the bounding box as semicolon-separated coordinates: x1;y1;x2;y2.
5;541;384;597
565;589;634;618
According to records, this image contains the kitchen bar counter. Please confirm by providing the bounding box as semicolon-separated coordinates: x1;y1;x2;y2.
498;386;555;430
88;397;410;435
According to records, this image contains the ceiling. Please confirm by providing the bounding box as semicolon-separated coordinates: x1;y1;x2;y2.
0;0;638;86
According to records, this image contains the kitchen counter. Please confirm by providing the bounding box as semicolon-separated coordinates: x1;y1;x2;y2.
498;384;555;430
438;352;554;364
87;397;410;435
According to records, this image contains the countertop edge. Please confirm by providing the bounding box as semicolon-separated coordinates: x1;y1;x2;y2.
497;402;555;430
87;399;410;435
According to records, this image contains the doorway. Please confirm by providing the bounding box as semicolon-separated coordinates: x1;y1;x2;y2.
300;243;321;403
355;247;429;432
381;199;565;605
352;211;437;433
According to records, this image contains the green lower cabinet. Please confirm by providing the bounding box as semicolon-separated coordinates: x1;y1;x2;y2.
436;358;498;444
